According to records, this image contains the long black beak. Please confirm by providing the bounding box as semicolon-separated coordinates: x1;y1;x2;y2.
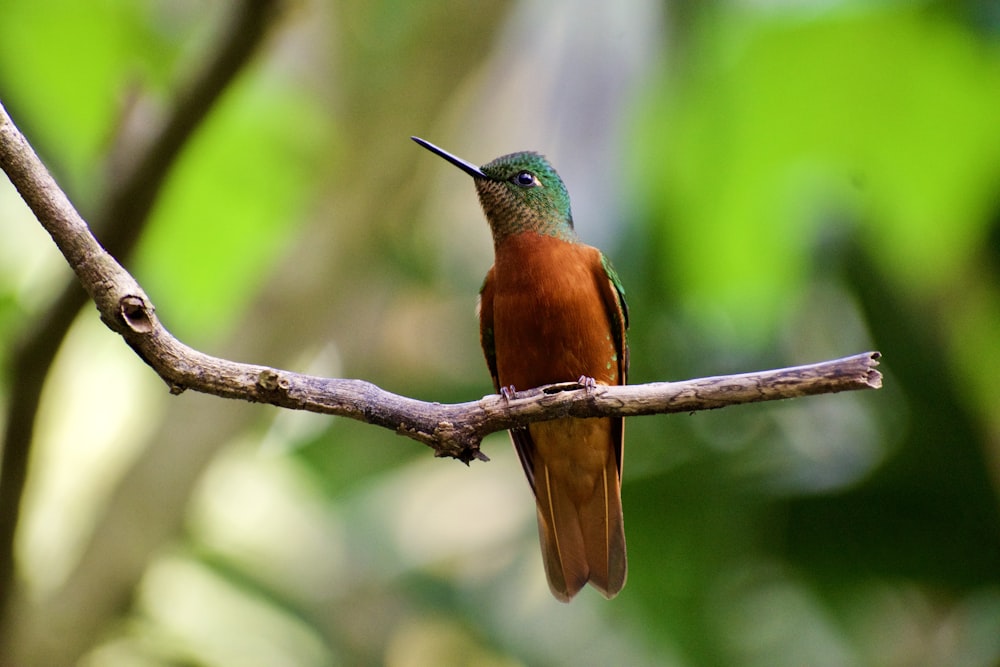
411;136;487;179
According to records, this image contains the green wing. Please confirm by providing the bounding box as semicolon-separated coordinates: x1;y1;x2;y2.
599;252;629;380
478;267;499;390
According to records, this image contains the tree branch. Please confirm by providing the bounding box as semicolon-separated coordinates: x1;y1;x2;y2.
0;0;285;640
1;106;884;465
0;99;881;463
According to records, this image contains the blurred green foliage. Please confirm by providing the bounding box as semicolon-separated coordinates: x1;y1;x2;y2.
134;82;331;341
1;1;999;666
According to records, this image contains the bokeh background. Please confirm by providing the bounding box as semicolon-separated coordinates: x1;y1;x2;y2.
2;1;1000;665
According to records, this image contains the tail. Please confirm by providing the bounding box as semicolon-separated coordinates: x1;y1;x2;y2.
530;420;627;602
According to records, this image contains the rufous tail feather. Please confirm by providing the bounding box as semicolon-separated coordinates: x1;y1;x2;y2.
533;441;626;601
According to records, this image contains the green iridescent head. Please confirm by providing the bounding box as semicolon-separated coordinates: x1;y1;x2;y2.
412;137;576;244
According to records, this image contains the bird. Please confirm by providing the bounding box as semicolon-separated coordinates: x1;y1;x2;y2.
412;136;629;602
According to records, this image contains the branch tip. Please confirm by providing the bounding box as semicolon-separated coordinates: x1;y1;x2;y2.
863;351;882;388
867;371;883;389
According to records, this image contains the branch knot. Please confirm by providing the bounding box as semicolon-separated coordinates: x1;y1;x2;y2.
119;295;153;333
256;369;290;395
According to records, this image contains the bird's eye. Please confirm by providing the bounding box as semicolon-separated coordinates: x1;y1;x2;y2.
513;171;537;187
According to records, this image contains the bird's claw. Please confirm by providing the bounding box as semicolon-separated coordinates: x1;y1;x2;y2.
577;375;598;392
500;385;517;401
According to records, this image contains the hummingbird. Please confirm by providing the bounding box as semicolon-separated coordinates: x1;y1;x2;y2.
413;137;629;601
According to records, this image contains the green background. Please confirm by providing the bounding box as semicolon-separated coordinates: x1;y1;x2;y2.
1;1;999;665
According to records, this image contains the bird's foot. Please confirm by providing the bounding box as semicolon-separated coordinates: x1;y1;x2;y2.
500;385;517;401
577;375;598;392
